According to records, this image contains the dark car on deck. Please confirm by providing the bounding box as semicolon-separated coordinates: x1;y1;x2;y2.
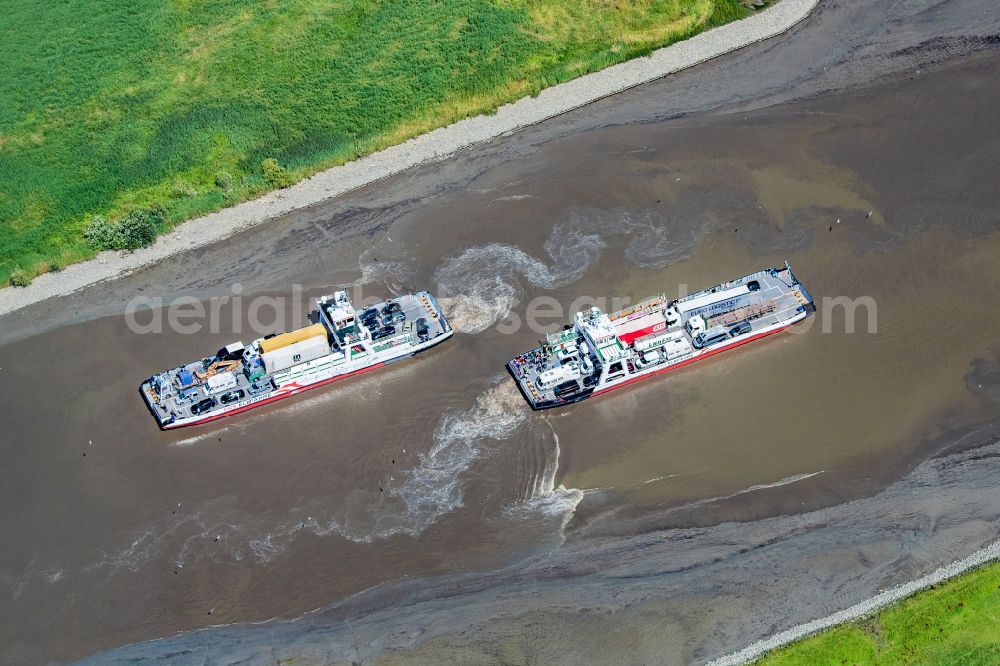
373;326;396;340
190;397;216;415
219;389;246;405
382;311;405;326
554;380;581;399
415;317;429;339
730;321;752;337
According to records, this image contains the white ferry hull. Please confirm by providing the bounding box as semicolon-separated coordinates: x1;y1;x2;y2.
507;263;815;410
142;290;453;429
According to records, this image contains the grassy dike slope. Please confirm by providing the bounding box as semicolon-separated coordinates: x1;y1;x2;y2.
0;0;752;284
759;561;1000;665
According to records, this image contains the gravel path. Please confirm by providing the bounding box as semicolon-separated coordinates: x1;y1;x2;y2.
711;540;1000;664
0;0;818;318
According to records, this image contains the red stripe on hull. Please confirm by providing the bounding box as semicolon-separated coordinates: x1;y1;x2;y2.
593;325;790;397
165;362;386;429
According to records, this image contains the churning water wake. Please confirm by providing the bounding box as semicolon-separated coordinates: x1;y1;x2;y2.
374;378;531;539
434;207;707;333
192;379;530;558
38;379;534;583
354;259;411;290
434;229;604;333
506;420;584;534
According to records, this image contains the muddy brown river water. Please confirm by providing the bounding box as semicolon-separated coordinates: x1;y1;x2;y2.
2;2;1000;663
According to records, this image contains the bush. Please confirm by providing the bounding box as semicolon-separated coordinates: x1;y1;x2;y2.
215;171;234;190
82;207;164;251
9;267;31;287
261;158;294;189
116;208;161;250
83;215;117;250
172;179;197;198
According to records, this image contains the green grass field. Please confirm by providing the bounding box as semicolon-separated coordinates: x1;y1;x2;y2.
0;0;756;285
760;560;1000;665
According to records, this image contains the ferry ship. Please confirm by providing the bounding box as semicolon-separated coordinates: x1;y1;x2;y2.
141;290;452;428
507;262;814;409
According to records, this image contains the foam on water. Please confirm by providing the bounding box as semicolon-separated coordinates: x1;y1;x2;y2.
433;226;604;333
433;207;702;333
433;239;602;333
249;380;528;550
506;420;583;534
561;206;710;269
354;259;410;289
268;379;532;548
731;471;824;495
493;194;535;202
44;379;532;578
172;426;233;448
43;569;64;584
380;379;530;537
661;471;826;514
113;528;162;571
436;271;521;334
